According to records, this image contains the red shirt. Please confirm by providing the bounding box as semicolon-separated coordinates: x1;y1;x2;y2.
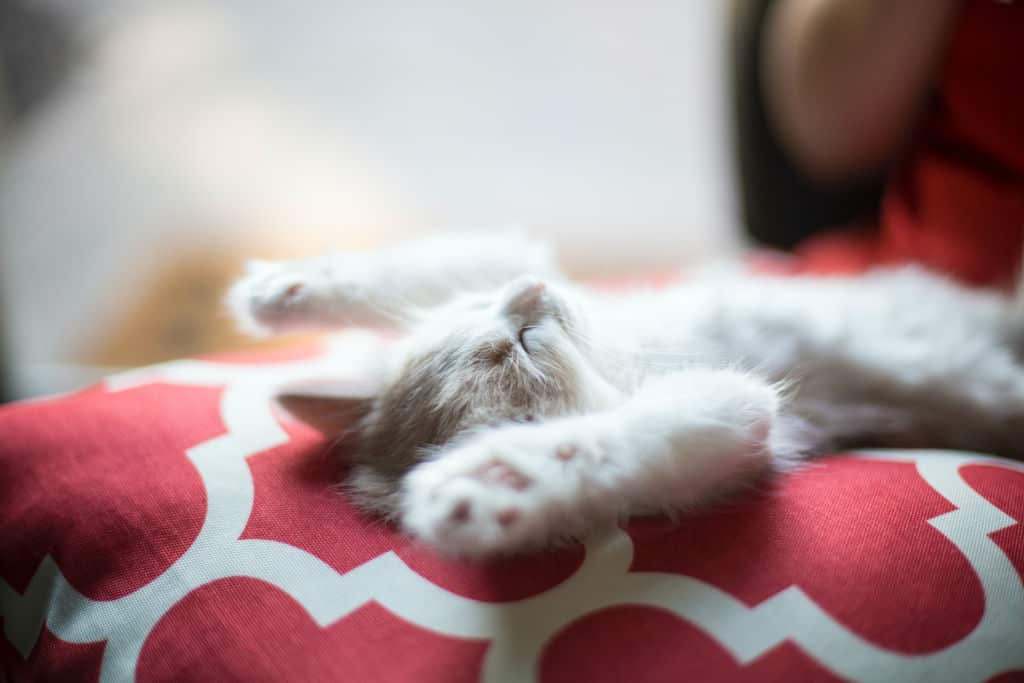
793;0;1024;287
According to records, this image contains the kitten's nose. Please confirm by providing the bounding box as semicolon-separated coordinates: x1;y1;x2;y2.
503;278;547;318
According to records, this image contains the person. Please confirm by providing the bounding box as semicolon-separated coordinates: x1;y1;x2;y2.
761;0;1024;288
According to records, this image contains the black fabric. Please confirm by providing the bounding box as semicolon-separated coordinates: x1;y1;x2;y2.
0;0;74;121
730;0;884;249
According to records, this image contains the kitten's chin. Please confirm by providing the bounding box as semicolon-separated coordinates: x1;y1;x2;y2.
570;361;624;413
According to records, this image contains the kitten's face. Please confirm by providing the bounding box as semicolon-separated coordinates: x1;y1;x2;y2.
349;277;609;514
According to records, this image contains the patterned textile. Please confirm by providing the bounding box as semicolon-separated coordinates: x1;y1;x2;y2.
2;331;1023;682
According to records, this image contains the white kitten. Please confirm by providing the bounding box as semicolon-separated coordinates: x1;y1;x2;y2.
228;232;1024;556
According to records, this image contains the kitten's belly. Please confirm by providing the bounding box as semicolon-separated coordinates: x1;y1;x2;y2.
620;270;1010;385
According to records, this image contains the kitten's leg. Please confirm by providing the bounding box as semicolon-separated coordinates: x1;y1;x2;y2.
228;231;559;334
401;369;784;556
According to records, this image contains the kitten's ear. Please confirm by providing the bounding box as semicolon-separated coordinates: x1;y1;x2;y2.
275;378;379;437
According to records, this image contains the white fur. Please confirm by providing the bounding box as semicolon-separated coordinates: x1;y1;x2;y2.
402;369;778;555
226;231;558;334
229;232;1024;555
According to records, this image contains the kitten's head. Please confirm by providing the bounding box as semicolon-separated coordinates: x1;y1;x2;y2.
284;277;614;517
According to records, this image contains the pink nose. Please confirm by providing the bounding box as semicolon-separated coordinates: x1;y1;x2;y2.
503;278;547;318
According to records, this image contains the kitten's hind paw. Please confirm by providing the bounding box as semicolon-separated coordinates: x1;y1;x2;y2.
400;427;592;556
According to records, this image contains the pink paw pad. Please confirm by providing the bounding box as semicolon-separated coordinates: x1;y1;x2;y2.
555;444;578;461
471;461;531;490
496;509;520;528
449;500;472;523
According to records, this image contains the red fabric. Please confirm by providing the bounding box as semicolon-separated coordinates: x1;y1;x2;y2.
961;465;1024;580
539;606;846;683
0;624;105;683
137;580;489;683
794;0;1024;287
0;383;214;599
2;339;1023;681
628;457;984;653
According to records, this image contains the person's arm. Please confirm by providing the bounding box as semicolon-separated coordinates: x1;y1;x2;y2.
761;0;963;181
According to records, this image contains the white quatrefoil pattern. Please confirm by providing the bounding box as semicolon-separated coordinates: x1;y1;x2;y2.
2;331;1023;682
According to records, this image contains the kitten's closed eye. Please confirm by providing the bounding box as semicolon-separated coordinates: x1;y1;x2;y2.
517;325;536;354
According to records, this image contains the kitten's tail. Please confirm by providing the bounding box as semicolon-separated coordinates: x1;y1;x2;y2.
769;411;824;470
771;400;921;466
1012;257;1024;314
1007;259;1024;353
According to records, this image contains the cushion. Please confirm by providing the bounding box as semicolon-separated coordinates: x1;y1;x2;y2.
2;330;1024;682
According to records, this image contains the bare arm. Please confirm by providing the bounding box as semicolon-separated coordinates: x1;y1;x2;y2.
762;0;963;181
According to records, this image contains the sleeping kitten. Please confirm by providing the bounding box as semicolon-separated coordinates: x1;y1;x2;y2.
228;232;1024;555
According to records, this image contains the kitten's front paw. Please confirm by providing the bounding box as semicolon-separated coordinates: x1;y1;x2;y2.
401;427;596;556
226;260;327;335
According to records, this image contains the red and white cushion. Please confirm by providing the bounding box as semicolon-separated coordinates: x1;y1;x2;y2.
2;331;1023;682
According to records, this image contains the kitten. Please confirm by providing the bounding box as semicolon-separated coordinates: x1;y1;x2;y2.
228;232;1024;556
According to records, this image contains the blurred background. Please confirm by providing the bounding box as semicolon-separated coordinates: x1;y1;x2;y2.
0;1;874;400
